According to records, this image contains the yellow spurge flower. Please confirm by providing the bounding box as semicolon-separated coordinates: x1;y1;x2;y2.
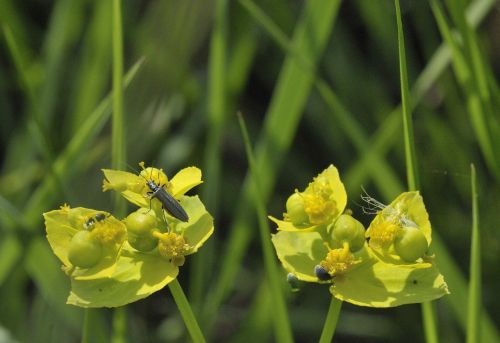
271;180;449;307
365;191;432;262
269;165;347;231
66;195;213;308
44;206;127;280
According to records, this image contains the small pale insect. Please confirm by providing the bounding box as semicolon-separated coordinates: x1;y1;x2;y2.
83;213;108;230
287;273;301;292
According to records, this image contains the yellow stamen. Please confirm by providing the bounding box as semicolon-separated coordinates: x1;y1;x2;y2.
302;174;339;224
368;217;401;249
90;221;127;246
153;232;189;261
319;242;355;277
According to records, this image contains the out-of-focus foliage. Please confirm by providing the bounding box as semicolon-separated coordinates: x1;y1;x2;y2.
0;0;499;342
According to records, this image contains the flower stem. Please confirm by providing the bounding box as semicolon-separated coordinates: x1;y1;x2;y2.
169;279;206;343
319;297;342;343
111;307;127;343
81;309;90;343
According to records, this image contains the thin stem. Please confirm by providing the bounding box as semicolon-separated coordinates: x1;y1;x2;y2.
81;309;90;343
467;164;481;343
422;302;439;343
111;1;127;342
318;297;342;343
111;307;127;343
169;279;206;343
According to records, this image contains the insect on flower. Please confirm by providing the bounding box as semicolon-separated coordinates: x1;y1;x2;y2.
83;212;108;230
140;163;189;223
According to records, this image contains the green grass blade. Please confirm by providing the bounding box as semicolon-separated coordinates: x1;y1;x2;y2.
395;0;419;191
395;1;436;342
0;235;22;287
467;164;481;343
111;0;126;216
238;112;293;343
190;0;228;309
111;1;127;342
202;1;341;330
318;297;342;343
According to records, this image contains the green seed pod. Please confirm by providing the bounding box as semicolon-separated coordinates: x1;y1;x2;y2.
394;226;428;262
68;230;103;268
330;214;365;252
286;192;308;225
123;210;159;252
127;231;159;252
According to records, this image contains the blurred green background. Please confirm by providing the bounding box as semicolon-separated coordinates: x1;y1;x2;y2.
1;0;499;342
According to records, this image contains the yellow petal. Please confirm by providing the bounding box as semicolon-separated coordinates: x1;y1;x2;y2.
268;216;320;232
330;248;448;307
170;167;203;197
271;231;328;282
67;243;179;307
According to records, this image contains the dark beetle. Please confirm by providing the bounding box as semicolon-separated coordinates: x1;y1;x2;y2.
84;212;108;230
145;178;189;223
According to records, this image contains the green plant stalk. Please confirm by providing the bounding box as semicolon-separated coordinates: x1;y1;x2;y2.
111;307;127;343
191;0;228;309
467;164;481;343
238;112;293;343
169;279;206;343
394;1;437;342
111;1;127;342
318;297;342;343
82;309;90;343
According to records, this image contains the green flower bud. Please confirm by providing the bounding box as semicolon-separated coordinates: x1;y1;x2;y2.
68;230;103;268
286;192;308;225
330;214;365;252
123;210;159;252
394;226;428;262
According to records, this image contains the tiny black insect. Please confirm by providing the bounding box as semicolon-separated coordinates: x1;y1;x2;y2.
142;166;189;223
84;212;108;230
314;265;332;281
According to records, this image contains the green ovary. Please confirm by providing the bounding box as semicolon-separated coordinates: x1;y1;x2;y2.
68;231;103;268
394;227;428;262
